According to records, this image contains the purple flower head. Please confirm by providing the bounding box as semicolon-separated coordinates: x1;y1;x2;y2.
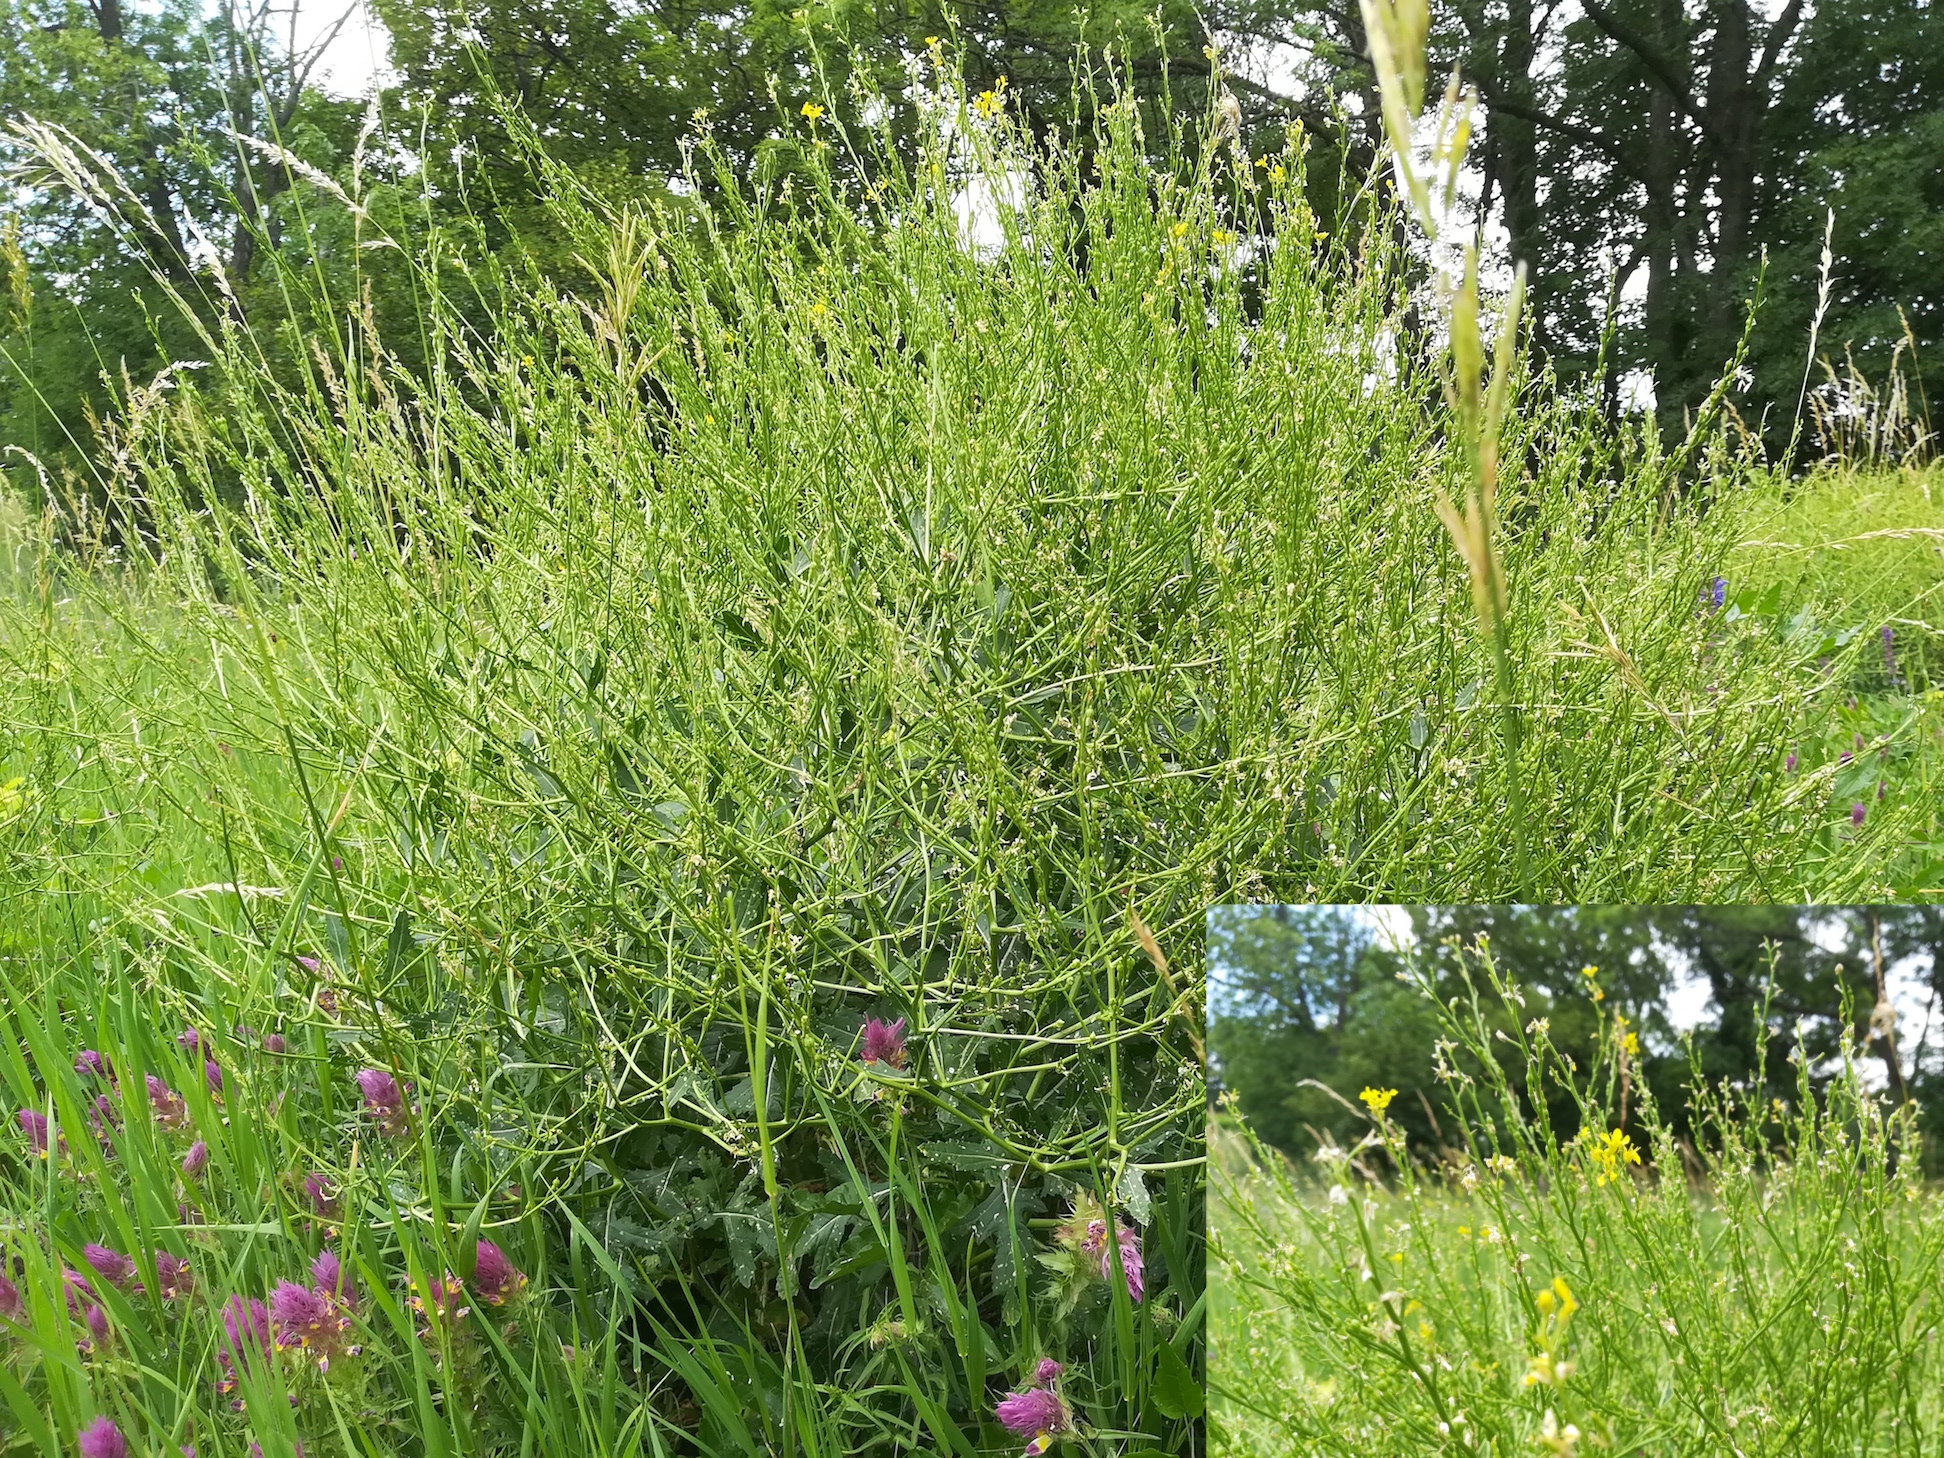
205;1061;224;1095
1708;576;1727;610
354;1069;411;1138
0;1274;22;1322
153;1251;191;1301
83;1245;136;1290
1785;751;1799;773
995;1385;1071;1451
1033;1358;1064;1386
62;1268;95;1307
81;1302;110;1348
220;1295;272;1371
182;1140;209;1179
408;1273;471;1341
1840;751;1854;765
17;1108;49;1154
75;1050;113;1082
77;1416;129;1458
859;1017;908;1070
177;1028;200;1055
262;1033;288;1054
302;1173;341;1221
88;1094;119;1143
296;955;321;974
469;1240;527;1305
146;1076;190;1131
269;1280;331;1349
1107;1223;1145;1303
311;1249;354;1305
1853;801;1868;828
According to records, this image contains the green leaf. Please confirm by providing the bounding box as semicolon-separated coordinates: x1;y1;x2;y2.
1150;1336;1203;1420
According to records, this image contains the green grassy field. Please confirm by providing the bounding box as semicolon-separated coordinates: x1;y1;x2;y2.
1211;937;1944;1457
0;52;1936;1458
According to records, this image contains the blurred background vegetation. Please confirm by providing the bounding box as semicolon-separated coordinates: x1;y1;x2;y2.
1209;905;1944;1170
1;0;1939;503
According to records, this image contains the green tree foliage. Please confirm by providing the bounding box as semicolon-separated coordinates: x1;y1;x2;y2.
1212;905;1944;1168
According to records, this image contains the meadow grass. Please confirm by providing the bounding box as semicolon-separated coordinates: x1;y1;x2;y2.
0;49;1936;1458
1210;934;1944;1457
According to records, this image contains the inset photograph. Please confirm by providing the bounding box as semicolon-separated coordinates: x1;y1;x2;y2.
1210;904;1944;1456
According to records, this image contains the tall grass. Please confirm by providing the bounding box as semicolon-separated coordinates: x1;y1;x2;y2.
0;41;1936;1458
1212;933;1944;1457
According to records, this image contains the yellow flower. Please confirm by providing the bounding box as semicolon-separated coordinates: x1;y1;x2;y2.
1586;1128;1641;1185
973;89;1004;119
1550;1277;1577;1319
1359;1087;1398;1115
801;102;825;123
1171;221;1190;238
1581;964;1599;979
1268;163;1286;183
1211;228;1236;246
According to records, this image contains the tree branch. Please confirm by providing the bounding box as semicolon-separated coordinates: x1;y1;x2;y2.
1754;0;1805;87
1578;0;1726;153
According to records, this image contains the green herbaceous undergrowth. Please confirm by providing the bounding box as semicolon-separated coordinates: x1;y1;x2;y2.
0;53;1935;1458
1211;936;1944;1457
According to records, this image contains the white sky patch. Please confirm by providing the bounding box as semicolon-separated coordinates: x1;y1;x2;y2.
282;0;393;98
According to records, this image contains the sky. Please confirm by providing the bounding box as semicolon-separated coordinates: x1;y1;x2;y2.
289;0;392;98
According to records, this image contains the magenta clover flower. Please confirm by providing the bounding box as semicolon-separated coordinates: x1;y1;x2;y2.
17;1108;50;1154
262;1032;288;1054
83;1245;137;1290
311;1249;354;1306
469;1240;528;1305
205;1061;224;1095
146;1076;191;1131
354;1069;412;1138
80;1302;111;1350
995;1384;1072;1456
1853;801;1868;828
153;1251;192;1301
0;1274;22;1322
859;1017;908;1070
183;1139;210;1178
77;1416;129;1458
303;1172;341;1221
75;1050;113;1082
177;1028;200;1054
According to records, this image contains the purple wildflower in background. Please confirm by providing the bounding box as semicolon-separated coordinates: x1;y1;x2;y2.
1034;1358;1063;1386
1108;1224;1145;1302
859;1017;908;1070
469;1241;527;1305
177;1029;200;1054
408;1273;471;1341
354;1069;411;1137
262;1033;287;1054
154;1252;191;1301
296;955;321;974
75;1051;113;1082
146;1075;190;1130
1709;576;1727;609
182;1140;209;1178
62;1269;95;1307
1882;625;1902;687
205;1061;224;1095
81;1303;110;1350
303;1173;341;1221
311;1249;354;1306
77;1417;129;1458
1785;750;1799;772
0;1274;22;1321
18;1108;50;1154
83;1245;136;1290
88;1095;118;1143
217;1296;272;1398
1853;802;1868;827
269;1280;330;1349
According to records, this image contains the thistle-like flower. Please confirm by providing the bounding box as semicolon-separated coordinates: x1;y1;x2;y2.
77;1417;129;1458
177;1028;200;1054
79;1302;111;1353
205;1061;224;1096
995;1365;1074;1457
311;1250;355;1307
408;1272;471;1343
262;1033;288;1054
183;1139;210;1178
1058;1195;1145;1303
354;1069;412;1138
270;1280;358;1372
469;1240;527;1305
0;1274;22;1322
859;1017;908;1070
